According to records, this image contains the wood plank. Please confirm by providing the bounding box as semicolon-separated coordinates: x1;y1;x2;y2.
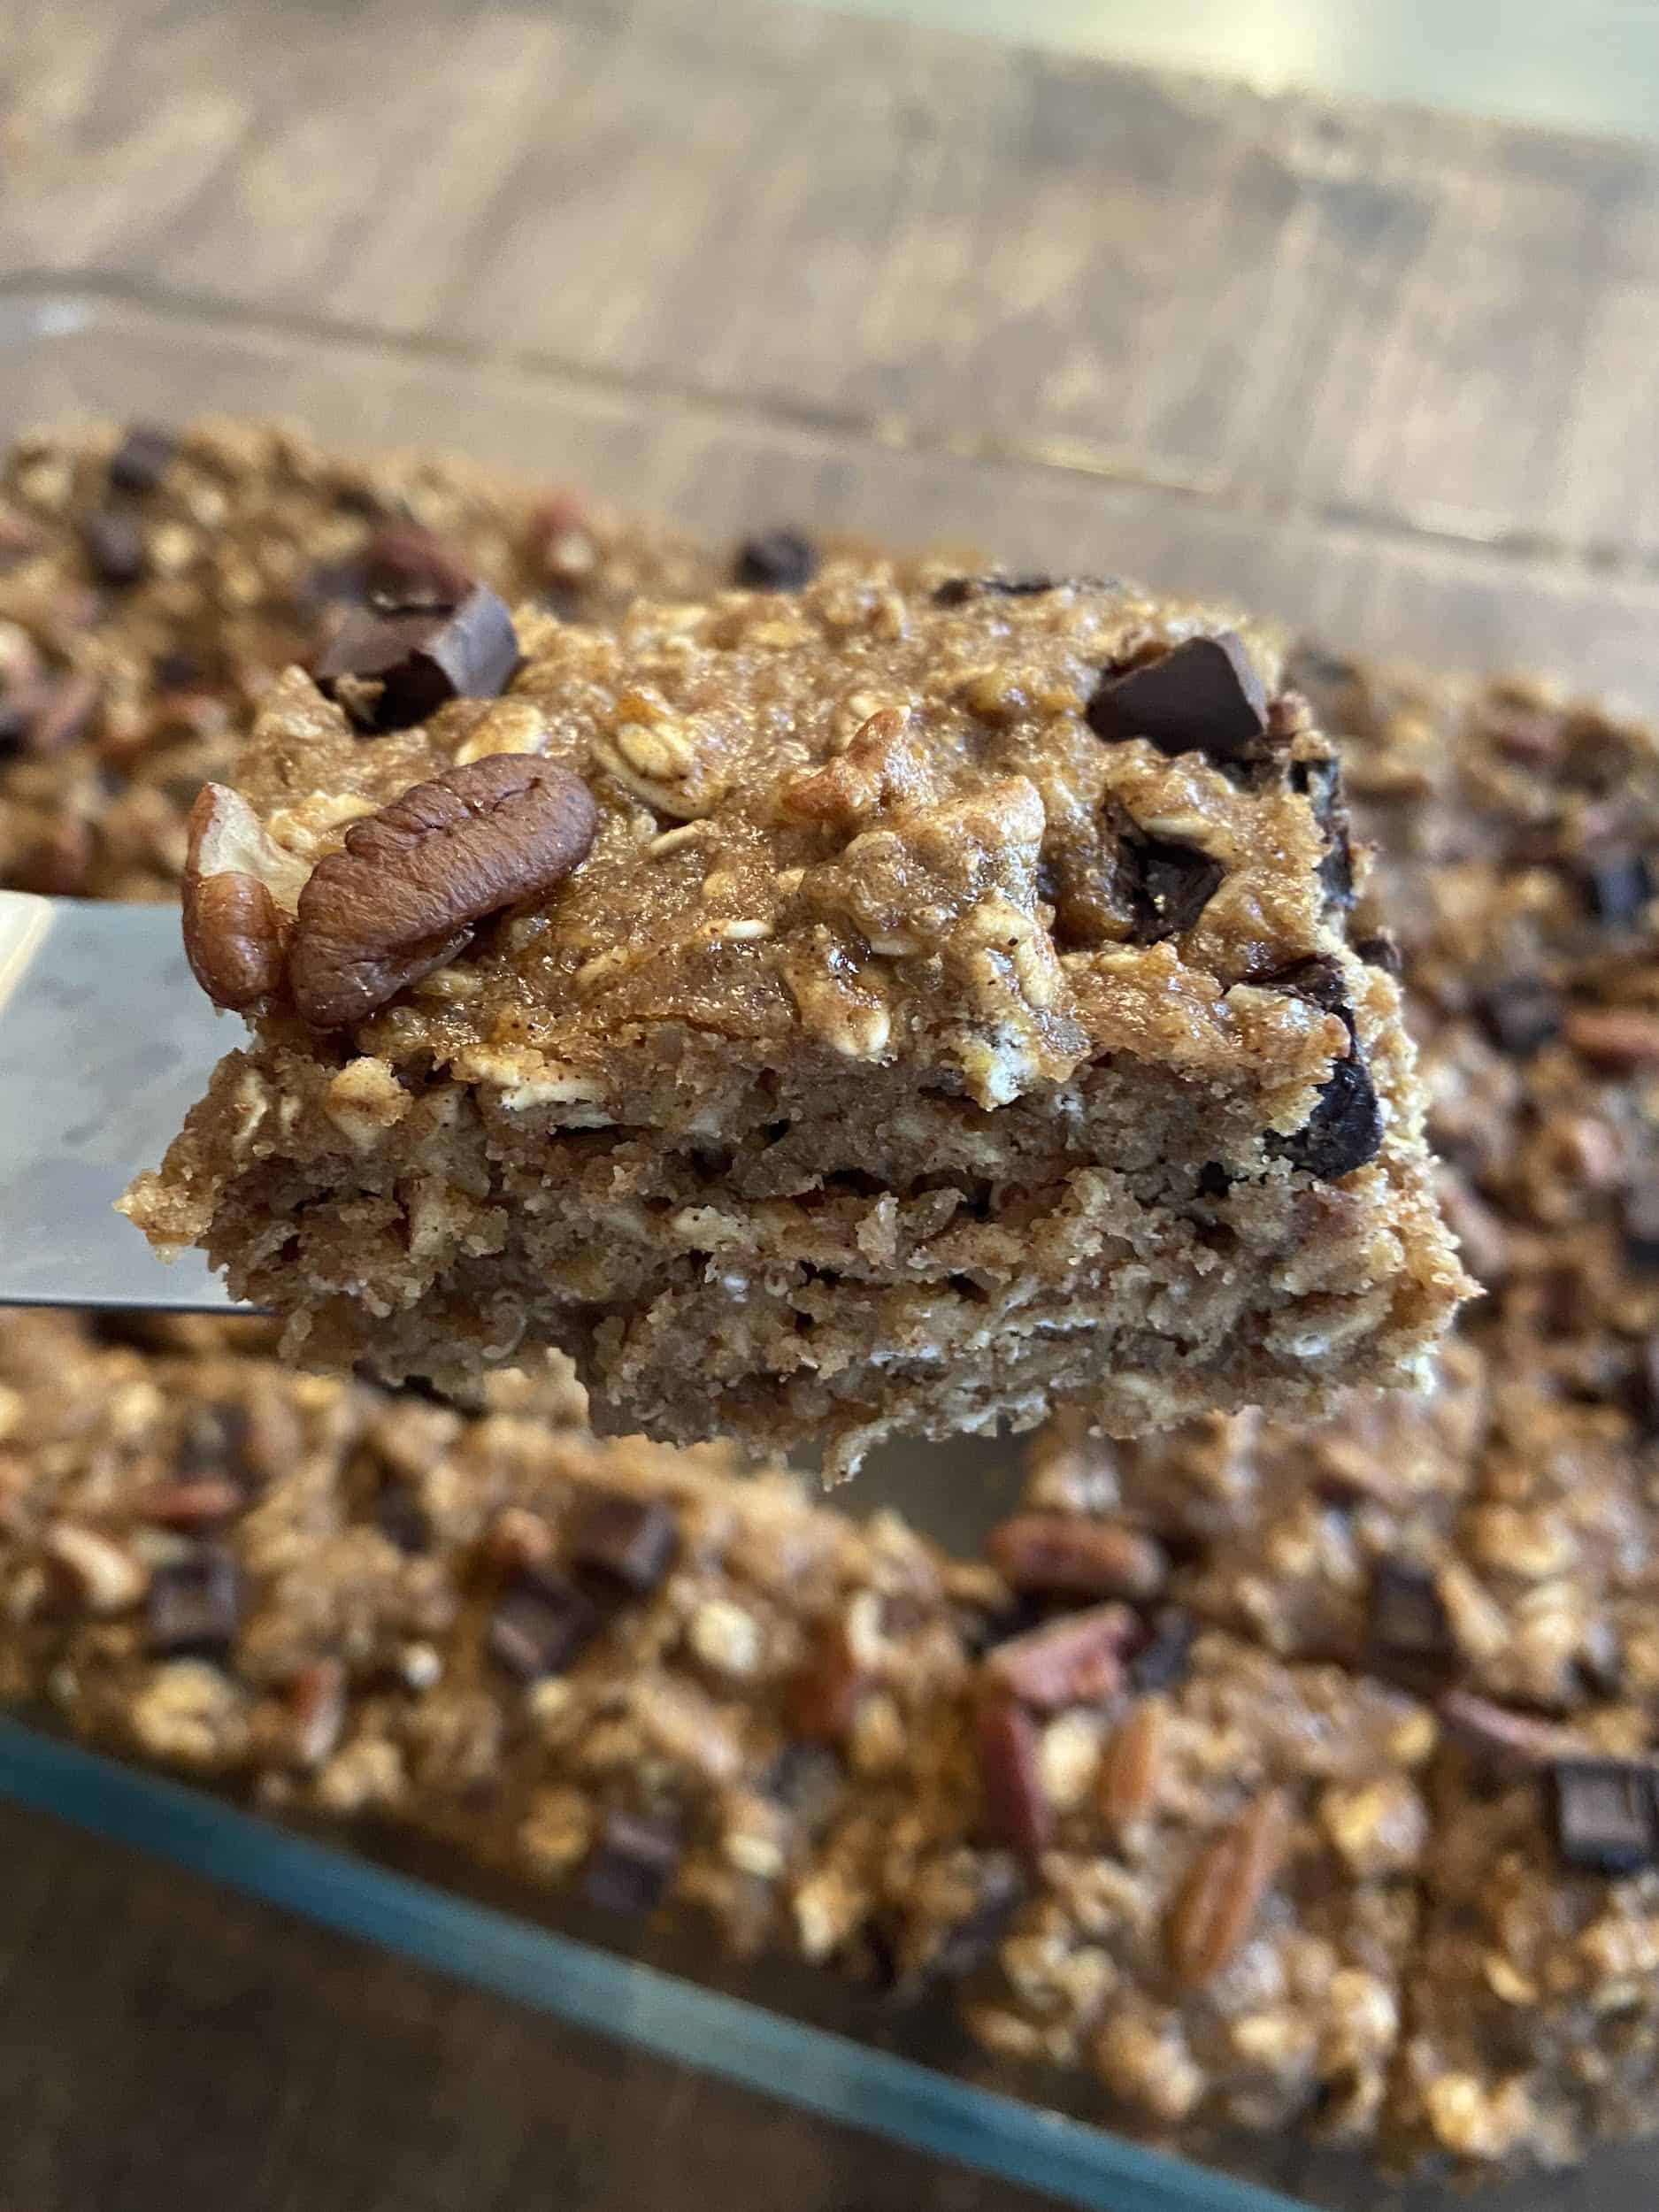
4;0;1658;563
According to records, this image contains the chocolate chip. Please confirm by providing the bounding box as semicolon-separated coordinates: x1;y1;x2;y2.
1355;931;1402;978
1106;800;1226;943
83;511;148;586
1289;754;1355;910
1278;1053;1383;1179
580;1810;681;1915
733;531;817;590
1195;1161;1233;1199
374;1486;432;1555
146;1547;242;1657
1263;956;1384;1180
764;1742;845;1829
1622;1184;1659;1271
107;425;178;495
1550;1760;1657;1875
153;649;205;690
1475;978;1563;1057
1262;953;1349;1016
1136;838;1226;941
1368;1560;1455;1683
1087;634;1270;764
1578;848;1654;929
315;583;519;731
1129;1609;1196;1693
486;1567;599;1680
0;695;33;755
567;1494;678;1597
931;1861;1023;1975
932;574;1058;606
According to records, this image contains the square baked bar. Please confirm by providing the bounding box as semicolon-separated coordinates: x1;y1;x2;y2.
124;568;1466;1471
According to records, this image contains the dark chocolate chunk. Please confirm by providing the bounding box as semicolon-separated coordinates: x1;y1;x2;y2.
107;425;178;495
0;694;34;755
83;511;148;586
1263;953;1350;1017
1354;931;1402;978
580;1810;681;1915
1087;634;1270;764
1368;1560;1454;1679
1278;1053;1383;1180
1622;1183;1659;1271
1136;838;1226;941
1195;1160;1233;1199
1578;848;1654;930
1263;956;1384;1180
1289;753;1355;910
764;1742;845;1829
486;1567;599;1680
175;1401;252;1479
146;1547;242;1657
1129;1608;1195;1693
1475;978;1563;1057
568;1493;678;1598
932;573;1058;606
314;583;519;731
374;1486;433;1555
930;1861;1023;1976
152;649;205;690
733;530;818;590
951;1588;1045;1657
1550;1760;1657;1875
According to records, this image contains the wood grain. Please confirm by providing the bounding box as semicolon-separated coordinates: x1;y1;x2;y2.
6;0;1659;564
1;5;1655;2208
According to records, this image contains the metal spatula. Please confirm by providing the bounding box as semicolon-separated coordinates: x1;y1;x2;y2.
0;891;245;1311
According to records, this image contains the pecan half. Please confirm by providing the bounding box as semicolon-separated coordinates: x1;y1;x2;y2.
1167;1790;1290;1987
288;753;598;1029
987;1514;1167;1600
983;1602;1136;1710
181;783;311;1010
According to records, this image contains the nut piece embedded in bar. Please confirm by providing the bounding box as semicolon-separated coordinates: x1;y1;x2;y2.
288;753;599;1029
1166;1789;1290;1986
982;1602;1136;1709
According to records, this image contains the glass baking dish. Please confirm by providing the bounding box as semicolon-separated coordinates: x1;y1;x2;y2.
4;273;1659;2212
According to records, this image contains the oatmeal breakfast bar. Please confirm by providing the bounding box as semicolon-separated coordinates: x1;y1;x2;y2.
122;572;1465;1470
949;1619;1432;2150
1392;1691;1659;2177
0;1304;979;1969
1015;657;1659;1714
0;418;714;902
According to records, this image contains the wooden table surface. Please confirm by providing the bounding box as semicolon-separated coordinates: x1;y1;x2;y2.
4;4;1659;2208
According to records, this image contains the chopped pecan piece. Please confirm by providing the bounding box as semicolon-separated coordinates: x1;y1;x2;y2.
1097;1696;1168;1830
982;1602;1135;1710
1166;1790;1290;1986
975;1695;1053;1856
